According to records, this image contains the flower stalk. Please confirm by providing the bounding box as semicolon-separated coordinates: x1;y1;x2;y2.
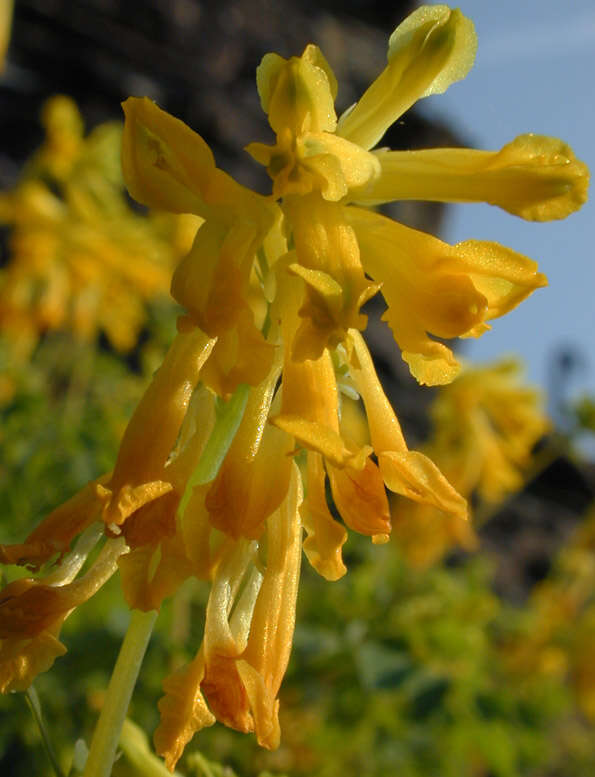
82;608;157;777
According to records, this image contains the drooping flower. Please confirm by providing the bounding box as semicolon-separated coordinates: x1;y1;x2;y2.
0;5;588;771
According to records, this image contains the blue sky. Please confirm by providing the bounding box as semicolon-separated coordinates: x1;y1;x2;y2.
417;1;594;400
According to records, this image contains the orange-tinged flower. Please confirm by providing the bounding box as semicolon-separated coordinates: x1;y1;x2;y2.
0;5;589;770
0;533;125;693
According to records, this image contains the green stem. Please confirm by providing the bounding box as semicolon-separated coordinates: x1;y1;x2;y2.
178;382;250;517
25;684;65;777
82;609;157;777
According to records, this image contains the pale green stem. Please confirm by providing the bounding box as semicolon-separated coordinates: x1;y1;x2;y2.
26;684;65;777
82;609;157;777
178;382;250;516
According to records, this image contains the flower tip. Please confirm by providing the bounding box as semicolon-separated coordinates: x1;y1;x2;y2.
388;4;477;98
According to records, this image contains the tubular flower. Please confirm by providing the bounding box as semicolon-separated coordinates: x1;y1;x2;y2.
0;5;589;770
247;4;586;383
0;96;199;358
393;359;550;567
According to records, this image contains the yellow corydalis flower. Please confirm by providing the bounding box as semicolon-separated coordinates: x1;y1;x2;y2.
247;4;586;384
0;96;196;357
0;5;589;770
393;359;550;567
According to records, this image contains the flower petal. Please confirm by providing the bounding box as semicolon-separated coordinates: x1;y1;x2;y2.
122;97;216;217
104;326;216;525
348;206;546;385
0;476;107;570
0;628;67;693
327;457;391;538
256;44;337;136
337;5;476;150
283;194;377;359
353;135;589;221
206;363;293;539
348;330;468;519
154;653;216;772
236;462;303;749
301;452;347;581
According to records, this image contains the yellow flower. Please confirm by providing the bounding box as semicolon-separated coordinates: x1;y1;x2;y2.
428;359;550;502
0;96;196;358
247;5;587;384
0;0;12;74
0;5;589;770
393;359;550;566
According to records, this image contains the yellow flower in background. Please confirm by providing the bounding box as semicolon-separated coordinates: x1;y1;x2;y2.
0;96;198;358
0;0;12;74
428;359;550;502
0;5;589;771
393;359;550;567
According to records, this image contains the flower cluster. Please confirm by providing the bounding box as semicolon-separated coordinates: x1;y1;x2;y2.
0;96;198;358
0;5;588;770
392;359;550;567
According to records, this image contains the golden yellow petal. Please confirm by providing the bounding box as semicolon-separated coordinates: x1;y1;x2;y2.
349;208;481;383
201;541;263;732
105;327;215;524
237;463;303;749
256;45;337;135
283;194;375;359
235;660;280;749
199;311;275;397
272;413;370;469
348;329;467;519
337;5;476;150
206;363;293;539
356;135;589;221
299;132;381;201
378;450;467;518
347;329;407;454
0;629;67;693
0;475;108;569
121;97;215;216
0;538;124;641
179;483;222;579
327;458;391;537
154;653;216;772
281;346;339;430
349;206;545;385
301;452;347;581
452;240;547;320
118;533;193;612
